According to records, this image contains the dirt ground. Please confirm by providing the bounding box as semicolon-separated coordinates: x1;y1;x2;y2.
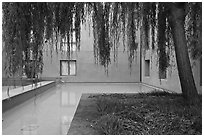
67;94;100;135
68;92;202;135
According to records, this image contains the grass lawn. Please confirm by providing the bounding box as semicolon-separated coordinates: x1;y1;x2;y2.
68;91;202;135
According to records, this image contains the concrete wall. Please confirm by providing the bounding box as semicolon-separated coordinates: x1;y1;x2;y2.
2;21;201;94
141;30;202;94
41;22;141;82
142;49;182;93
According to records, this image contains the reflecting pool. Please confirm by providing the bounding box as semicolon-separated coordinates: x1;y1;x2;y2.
2;83;155;135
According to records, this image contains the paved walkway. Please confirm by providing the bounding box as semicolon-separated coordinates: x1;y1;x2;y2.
2;83;160;135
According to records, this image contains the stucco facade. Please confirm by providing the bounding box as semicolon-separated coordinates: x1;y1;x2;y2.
140;28;202;94
2;21;201;94
41;23;141;82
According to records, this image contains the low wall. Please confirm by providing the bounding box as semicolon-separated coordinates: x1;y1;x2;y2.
2;78;43;86
2;81;56;113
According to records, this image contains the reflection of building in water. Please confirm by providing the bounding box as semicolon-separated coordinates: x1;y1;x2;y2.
61;91;76;106
69;92;76;105
61;92;69;106
60;89;78;134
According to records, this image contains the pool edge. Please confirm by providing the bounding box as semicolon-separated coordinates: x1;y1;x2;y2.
2;81;56;113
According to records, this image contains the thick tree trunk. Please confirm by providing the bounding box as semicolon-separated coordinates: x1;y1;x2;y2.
169;3;199;104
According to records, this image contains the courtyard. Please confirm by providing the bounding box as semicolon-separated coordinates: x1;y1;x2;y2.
3;83;156;134
2;2;202;135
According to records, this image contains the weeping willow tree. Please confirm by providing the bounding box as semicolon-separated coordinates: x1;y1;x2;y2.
3;2;85;79
138;2;201;104
2;2;201;104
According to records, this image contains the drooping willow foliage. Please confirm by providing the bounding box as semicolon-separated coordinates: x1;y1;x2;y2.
141;2;202;74
3;2;85;78
90;2;140;73
92;3;111;70
185;3;202;60
2;2;202;78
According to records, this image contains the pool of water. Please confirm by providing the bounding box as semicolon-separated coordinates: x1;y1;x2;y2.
2;83;156;135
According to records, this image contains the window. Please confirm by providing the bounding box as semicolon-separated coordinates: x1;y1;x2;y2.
69;60;76;75
145;60;150;77
60;60;76;76
60;60;69;76
159;69;167;79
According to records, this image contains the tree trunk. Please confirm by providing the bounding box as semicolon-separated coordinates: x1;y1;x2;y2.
169;3;199;104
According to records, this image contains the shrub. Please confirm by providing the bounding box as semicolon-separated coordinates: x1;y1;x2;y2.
92;92;202;135
95;96;125;115
93;114;124;135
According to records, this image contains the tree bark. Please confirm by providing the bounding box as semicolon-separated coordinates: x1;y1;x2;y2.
169;3;199;104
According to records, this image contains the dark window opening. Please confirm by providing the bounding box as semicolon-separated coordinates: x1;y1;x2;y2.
145;60;150;77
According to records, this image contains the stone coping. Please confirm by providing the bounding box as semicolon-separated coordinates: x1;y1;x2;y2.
2;81;56;113
2;81;54;100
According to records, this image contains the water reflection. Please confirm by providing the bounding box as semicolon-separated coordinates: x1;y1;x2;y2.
61;91;77;106
61;92;69;106
69;92;76;105
60;87;78;134
3;83;155;135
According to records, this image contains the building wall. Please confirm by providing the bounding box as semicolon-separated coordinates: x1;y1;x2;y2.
142;49;182;93
141;31;202;94
2;21;201;94
41;23;141;82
